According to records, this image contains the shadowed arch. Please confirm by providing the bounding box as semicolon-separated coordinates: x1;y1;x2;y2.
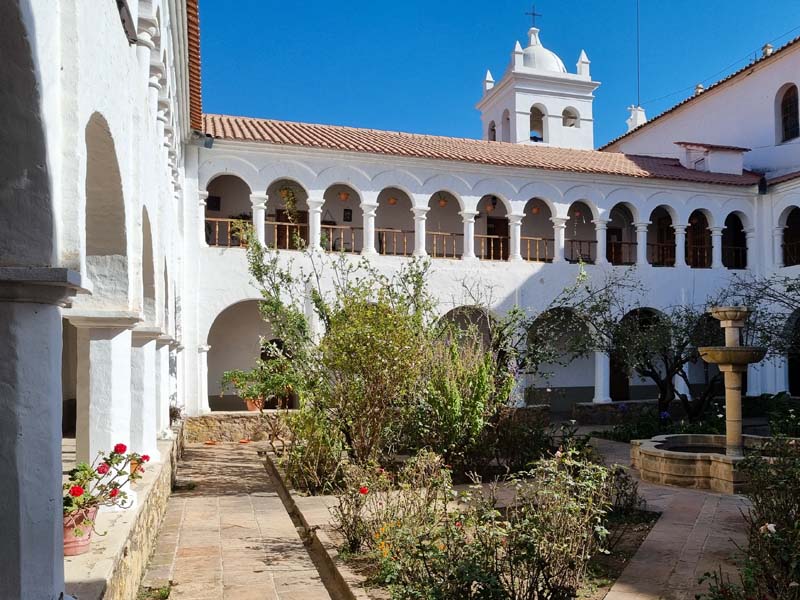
142;208;156;323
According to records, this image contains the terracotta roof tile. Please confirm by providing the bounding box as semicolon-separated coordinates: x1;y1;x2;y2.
768;169;800;186
600;36;800;150
674;141;751;152
203;114;761;187
186;0;202;131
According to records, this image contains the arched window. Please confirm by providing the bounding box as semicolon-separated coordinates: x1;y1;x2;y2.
501;110;511;142
488;121;497;141
530;106;545;142
562;107;579;128
780;85;799;142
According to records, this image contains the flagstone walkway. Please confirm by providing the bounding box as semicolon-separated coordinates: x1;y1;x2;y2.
139;443;330;600
592;438;750;600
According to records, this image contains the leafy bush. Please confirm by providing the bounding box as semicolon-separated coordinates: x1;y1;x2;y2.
766;393;800;437
699;438;800;600
595;404;725;443
281;407;346;495
345;451;613;600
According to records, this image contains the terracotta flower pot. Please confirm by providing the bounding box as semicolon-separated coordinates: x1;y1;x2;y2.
244;397;263;412
64;506;98;556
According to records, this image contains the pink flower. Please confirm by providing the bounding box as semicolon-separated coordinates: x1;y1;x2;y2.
69;486;84;498
96;463;110;475
109;488;119;498
455;521;463;528
113;443;127;454
358;486;369;495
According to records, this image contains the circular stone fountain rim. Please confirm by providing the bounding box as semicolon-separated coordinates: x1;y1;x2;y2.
698;346;767;365
709;306;751;322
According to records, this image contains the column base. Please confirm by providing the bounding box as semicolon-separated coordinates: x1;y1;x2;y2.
592;396;612;405
461;255;480;263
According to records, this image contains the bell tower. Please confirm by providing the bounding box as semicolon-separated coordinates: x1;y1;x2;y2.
476;26;600;150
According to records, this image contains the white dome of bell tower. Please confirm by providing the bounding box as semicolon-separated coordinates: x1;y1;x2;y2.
476;26;600;149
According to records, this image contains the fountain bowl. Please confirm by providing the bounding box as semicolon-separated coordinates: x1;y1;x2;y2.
698;346;766;366
709;306;751;322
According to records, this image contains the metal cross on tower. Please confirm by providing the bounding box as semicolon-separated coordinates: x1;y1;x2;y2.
525;4;542;27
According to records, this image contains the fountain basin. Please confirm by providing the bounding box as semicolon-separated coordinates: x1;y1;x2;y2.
709;306;751;322
631;434;772;494
698;346;766;366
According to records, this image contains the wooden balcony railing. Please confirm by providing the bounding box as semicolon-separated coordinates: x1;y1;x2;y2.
475;234;508;261
377;229;413;257
521;237;553;262
687;244;712;268
205;218;247;248
607;241;637;266
322;225;361;253
648;243;675;267
266;220;308;251
427;231;461;259
783;240;800;267
565;239;597;264
722;245;747;270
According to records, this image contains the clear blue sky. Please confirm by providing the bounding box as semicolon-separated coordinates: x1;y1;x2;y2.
200;1;800;147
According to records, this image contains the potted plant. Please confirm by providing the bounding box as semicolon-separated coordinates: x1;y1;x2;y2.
221;368;266;411
221;349;300;412
63;443;150;556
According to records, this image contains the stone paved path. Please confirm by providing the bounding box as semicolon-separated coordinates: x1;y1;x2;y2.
140;443;330;600
592;438;750;600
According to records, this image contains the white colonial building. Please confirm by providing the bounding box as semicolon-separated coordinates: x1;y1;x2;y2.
1;2;800;597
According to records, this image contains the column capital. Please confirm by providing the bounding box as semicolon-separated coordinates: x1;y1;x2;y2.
250;193;268;209
198;344;211;354
744;227;756;238
507;213;524;225
412;206;430;218
673;224;687;234
199;190;209;206
459;209;479;221
633;221;651;232
307;198;324;211
592;218;609;229
774;226;786;236
360;202;379;216
132;326;164;341
65;310;141;330
709;226;724;235
0;267;85;307
550;216;568;228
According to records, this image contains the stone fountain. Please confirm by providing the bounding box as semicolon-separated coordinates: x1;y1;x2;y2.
631;306;767;493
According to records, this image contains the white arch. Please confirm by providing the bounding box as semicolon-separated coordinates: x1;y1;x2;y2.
602;187;645;222
257;160;316;193
645;192;682;223
719;197;754;229
685;195;717;228
517;181;563;207
312;164;372;192
775;193;800;227
471;178;517;214
371;168;423;197
199;155;260;191
561;185;603;220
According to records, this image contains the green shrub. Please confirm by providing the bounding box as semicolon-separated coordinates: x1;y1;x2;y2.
360;452;613;600
595;404;725;443
699;438;800;600
280;407;346;495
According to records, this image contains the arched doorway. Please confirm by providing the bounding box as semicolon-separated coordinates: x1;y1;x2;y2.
205;174;252;247
476;195;509;261
565;201;596;263
611;308;664;401
607;204;637;265
375;188;414;256
783;207;800;267
686;210;712;268
440;306;493;350
266;179;309;250
427;191;462;259
322;184;362;253
647;206;675;266
520;198;553;262
722;213;747;270
530;105;546;142
207;300;275;411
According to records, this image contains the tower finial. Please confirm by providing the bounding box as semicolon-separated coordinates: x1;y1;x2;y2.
525;4;542;27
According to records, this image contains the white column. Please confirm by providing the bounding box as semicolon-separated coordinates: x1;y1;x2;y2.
156;337;174;439
710;226;724;269
307;197;323;252
71;316;139;464
147;62;163;116
412;207;429;257
199;191;209;247
673;225;687;267
135;25;156;111
551;217;567;263
634;222;649;266
250;193;267;247
131;329;161;461
773;226;785;268
593;351;612;404
745;228;756;270
508;214;523;262
593;219;609;265
0;270;81;599
197;345;212;414
461;210;478;261
361;202;378;255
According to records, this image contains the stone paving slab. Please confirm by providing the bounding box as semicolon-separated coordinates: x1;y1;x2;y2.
592;438;749;600
140;443;330;599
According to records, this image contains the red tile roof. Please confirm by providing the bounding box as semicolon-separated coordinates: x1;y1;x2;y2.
674;141;751;152
186;0;202;131
600;36;800;151
768;170;800;186
203;114;761;187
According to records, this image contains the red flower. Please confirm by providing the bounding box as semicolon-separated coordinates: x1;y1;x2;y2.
68;486;84;498
455;521;463;528
141;455;151;463
109;488;119;498
358;486;369;495
96;463;110;475
113;443;127;454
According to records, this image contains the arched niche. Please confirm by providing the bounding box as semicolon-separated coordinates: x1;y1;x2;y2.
321;184;362;253
565;201;596;264
265;179;309;250
426;191;462;259
520;198;554;262
475;195;509;261
375;188;414;256
607;204;636;265
647;206;676;267
142;208;156;324
722;213;747;270
686;209;712;269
